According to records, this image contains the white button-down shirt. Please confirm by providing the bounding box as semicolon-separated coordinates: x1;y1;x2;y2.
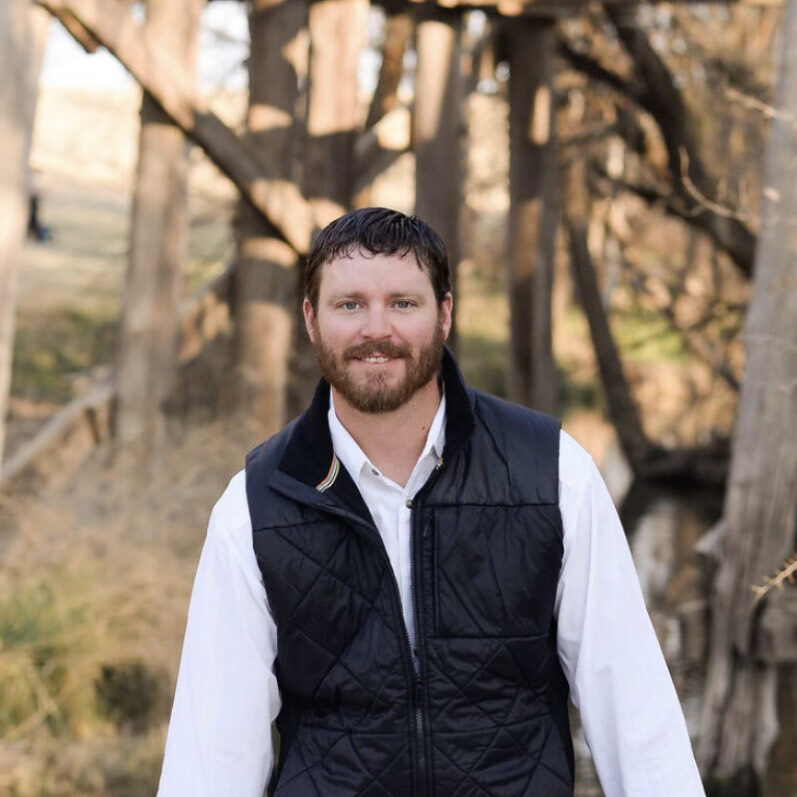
158;395;704;797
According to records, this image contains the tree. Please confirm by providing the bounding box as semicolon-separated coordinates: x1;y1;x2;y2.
413;8;464;348
115;0;202;451
0;0;49;468
235;0;306;433
506;17;558;414
698;0;797;791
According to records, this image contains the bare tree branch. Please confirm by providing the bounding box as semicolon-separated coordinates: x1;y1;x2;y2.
37;0;315;255
560;12;758;278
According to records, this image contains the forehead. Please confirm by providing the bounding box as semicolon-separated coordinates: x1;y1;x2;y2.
318;250;434;297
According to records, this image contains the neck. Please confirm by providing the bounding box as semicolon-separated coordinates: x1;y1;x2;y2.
332;378;442;487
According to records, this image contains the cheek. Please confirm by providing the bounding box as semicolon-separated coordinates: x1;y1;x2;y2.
315;317;358;348
403;313;441;342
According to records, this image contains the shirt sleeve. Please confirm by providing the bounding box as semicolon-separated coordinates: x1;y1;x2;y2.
555;432;704;797
158;470;281;797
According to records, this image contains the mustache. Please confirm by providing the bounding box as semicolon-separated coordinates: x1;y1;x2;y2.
344;340;411;361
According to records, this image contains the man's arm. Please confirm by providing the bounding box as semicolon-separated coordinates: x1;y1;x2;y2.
158;470;281;796
555;432;704;797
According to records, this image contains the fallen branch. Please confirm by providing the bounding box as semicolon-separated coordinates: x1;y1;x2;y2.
1;265;237;490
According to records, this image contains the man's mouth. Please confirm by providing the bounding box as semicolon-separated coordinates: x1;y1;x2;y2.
358;355;393;364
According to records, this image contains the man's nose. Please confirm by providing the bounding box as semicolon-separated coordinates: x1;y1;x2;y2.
361;306;391;337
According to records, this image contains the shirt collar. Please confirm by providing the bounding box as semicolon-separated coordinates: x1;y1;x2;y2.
328;390;447;486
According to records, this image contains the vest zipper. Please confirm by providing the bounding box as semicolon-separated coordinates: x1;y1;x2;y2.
364;511;426;797
414;673;428;794
407;457;446;796
384;546;427;796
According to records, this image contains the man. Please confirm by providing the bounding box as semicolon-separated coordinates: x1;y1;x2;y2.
159;208;704;796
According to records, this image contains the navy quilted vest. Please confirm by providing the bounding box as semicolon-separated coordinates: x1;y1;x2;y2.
246;350;574;796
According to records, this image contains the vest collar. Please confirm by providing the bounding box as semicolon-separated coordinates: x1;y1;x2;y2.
275;347;476;511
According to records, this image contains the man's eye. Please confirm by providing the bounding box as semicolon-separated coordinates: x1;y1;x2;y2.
340;301;359;310
394;300;415;309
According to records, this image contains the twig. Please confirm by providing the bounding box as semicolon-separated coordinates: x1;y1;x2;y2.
678;147;757;225
725;86;797;129
751;553;797;604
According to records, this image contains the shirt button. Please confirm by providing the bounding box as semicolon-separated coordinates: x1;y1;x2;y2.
371;468;379;476
405;498;413;508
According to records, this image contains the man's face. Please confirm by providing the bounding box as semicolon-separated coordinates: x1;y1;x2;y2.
303;250;452;414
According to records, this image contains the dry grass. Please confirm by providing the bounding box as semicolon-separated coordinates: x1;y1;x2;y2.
0;402;257;794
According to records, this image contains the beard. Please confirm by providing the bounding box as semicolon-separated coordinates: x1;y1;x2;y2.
313;318;445;414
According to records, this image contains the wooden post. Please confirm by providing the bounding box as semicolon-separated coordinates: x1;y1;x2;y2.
506;18;558;414
0;0;49;468
413;8;464;348
355;10;412;208
115;0;201;449
698;0;797;790
289;0;368;415
366;10;412;130
304;0;367;224
235;0;306;433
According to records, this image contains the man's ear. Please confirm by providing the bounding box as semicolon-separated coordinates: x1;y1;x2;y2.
303;298;316;343
440;292;453;341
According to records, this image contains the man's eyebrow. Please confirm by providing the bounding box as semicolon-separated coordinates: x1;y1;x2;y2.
386;292;425;301
326;291;367;302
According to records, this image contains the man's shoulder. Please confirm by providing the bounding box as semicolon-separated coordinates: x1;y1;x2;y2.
245;416;300;474
471;389;561;448
468;389;561;501
209;468;251;544
557;430;598;498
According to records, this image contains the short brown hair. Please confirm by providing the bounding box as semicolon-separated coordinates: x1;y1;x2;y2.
303;207;451;310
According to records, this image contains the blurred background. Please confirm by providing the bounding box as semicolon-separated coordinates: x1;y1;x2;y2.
1;0;795;794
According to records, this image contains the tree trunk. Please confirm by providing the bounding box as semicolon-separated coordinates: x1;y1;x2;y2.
235;0;306;434
563;160;657;468
304;0;366;225
0;0;48;468
288;0;367;415
115;0;201;450
698;0;797;790
355;10;412;208
506;18;557;414
365;10;411;131
413;9;464;349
